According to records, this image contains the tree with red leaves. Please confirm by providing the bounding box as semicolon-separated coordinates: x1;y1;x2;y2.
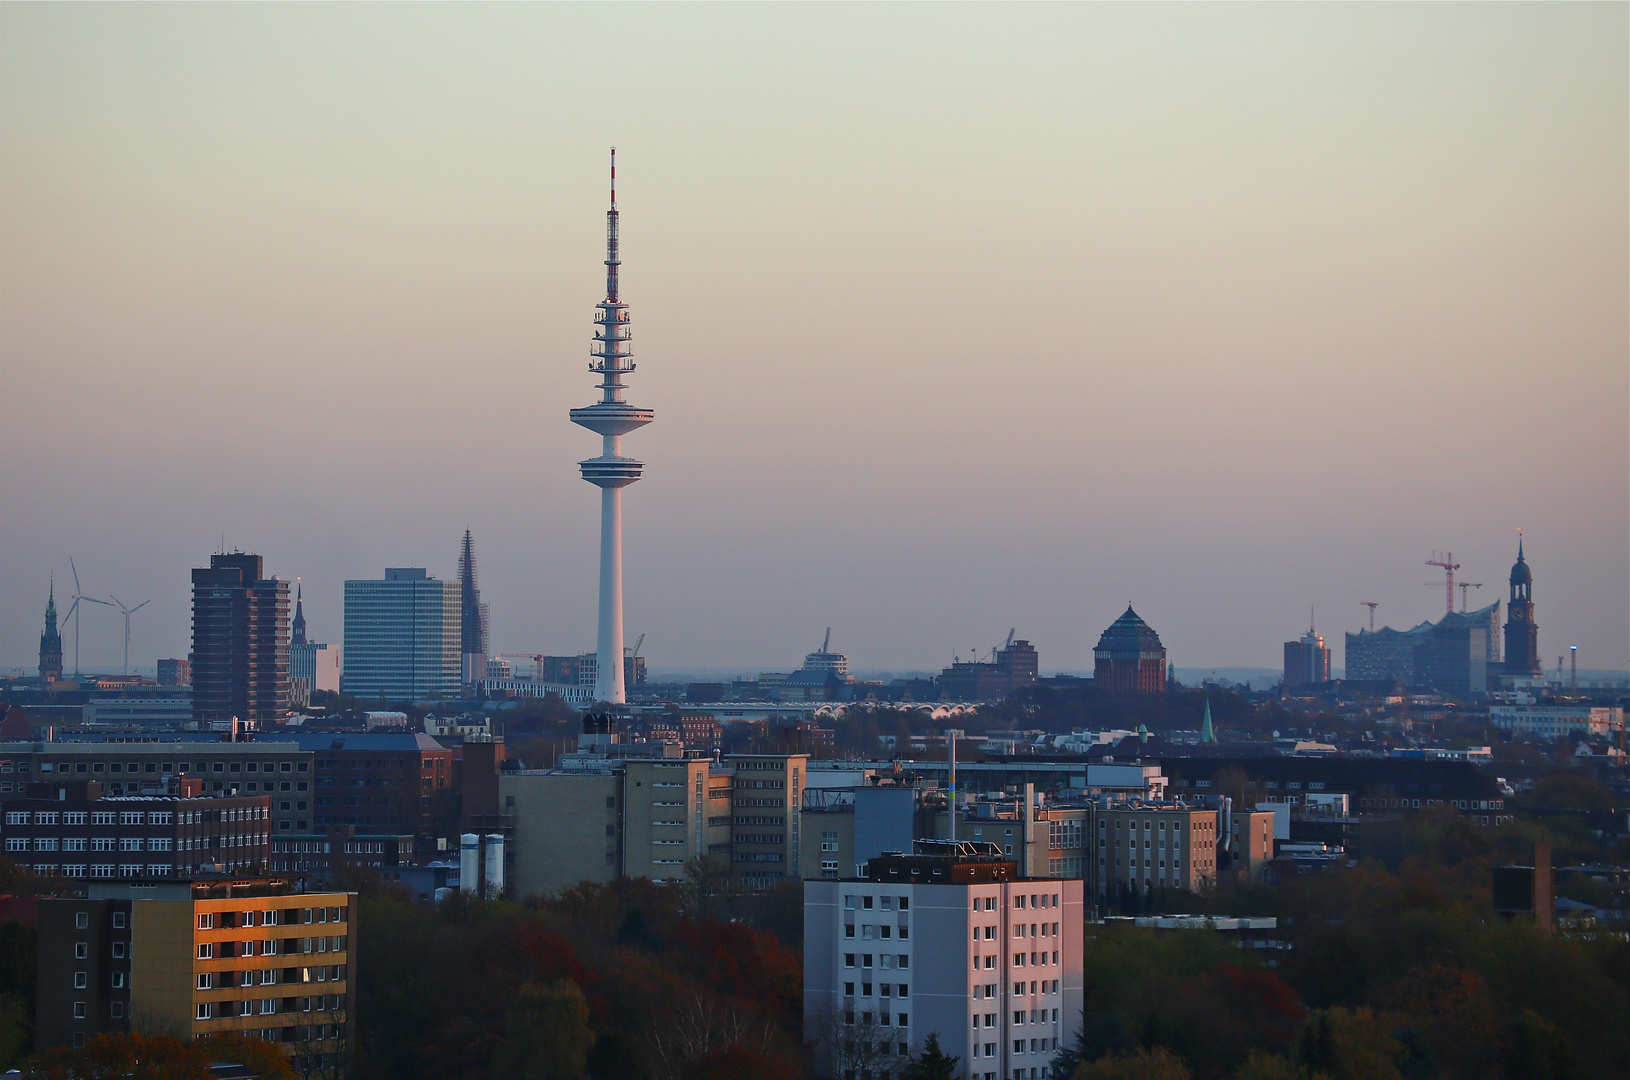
27;1032;214;1080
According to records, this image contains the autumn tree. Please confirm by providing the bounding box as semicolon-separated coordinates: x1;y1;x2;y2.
490;979;595;1080
27;1032;213;1080
1072;1047;1192;1080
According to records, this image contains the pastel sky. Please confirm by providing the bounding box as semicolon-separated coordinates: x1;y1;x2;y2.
2;4;1625;676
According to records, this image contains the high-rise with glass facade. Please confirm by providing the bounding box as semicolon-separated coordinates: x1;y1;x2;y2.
341;569;460;702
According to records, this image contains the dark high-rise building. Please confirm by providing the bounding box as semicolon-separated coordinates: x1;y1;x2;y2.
1503;538;1541;678
458;530;488;689
1283;622;1331;687
1094;605;1167;695
190;553;289;723
39;579;63;681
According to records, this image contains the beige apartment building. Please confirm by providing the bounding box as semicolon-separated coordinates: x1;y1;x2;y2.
620;758;732;883
36;876;354;1074
729;754;807;886
499;756;739;898
501;768;621;898
1229;810;1276;882
1095;806;1219;898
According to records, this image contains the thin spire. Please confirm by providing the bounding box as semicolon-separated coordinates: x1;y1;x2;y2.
1517;528;1525;561
291;576;307;647
604;147;620;304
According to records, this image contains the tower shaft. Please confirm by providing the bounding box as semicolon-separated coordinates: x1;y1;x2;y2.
596;486;625;704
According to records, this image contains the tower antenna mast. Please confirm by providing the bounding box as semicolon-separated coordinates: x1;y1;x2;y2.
570;148;653;706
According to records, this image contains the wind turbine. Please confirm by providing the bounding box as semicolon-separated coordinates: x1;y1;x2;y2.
62;558;113;677
110;595;151;676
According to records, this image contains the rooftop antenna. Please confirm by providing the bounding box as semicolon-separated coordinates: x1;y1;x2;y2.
62;558;113;677
109;595;151;675
1360;602;1378;632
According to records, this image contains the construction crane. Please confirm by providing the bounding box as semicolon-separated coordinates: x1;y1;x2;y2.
625;633;644;660
1360;602;1378;632
1457;582;1483;612
821;627;832;654
1425;552;1460;615
499;653;544;681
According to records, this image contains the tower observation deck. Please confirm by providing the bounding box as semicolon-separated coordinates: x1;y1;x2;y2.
570;149;652;705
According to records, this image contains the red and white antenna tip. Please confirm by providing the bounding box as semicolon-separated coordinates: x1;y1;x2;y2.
610;146;616;208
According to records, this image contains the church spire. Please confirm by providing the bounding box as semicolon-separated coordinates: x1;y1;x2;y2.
39;577;64;681
1200;699;1216;744
291;578;307;647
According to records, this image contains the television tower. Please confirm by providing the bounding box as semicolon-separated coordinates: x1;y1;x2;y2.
570;148;652;706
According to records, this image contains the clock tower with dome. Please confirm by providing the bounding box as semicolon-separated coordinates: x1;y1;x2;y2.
1502;536;1541;678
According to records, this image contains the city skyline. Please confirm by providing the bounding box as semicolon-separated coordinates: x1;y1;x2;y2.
2;5;1626;675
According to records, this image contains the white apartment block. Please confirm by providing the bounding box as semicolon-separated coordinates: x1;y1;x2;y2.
1490;704;1625;740
805;844;1084;1080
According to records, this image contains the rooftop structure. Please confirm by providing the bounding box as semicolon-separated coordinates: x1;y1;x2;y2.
570;148;652;706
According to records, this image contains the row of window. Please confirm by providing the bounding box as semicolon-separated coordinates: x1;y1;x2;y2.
844;923;908;941
1102;818;1194;831
7;810;174;826
969;922;1059;941
969;1037;1056;1059
843;953;910;970
197;965;345;988
970;892;1060;912
1002;1008;1060;1026
843;981;908;998
195;992;344;1020
973;951;1059;969
199;906;346;929
975;979;1061;999
843;895;909;911
38;760;305;775
42;864;175;878
843;1010;908;1027
197;937;346;960
9;838;175;852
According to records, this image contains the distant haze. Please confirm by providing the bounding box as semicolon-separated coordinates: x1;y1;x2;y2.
2;5;1625;676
